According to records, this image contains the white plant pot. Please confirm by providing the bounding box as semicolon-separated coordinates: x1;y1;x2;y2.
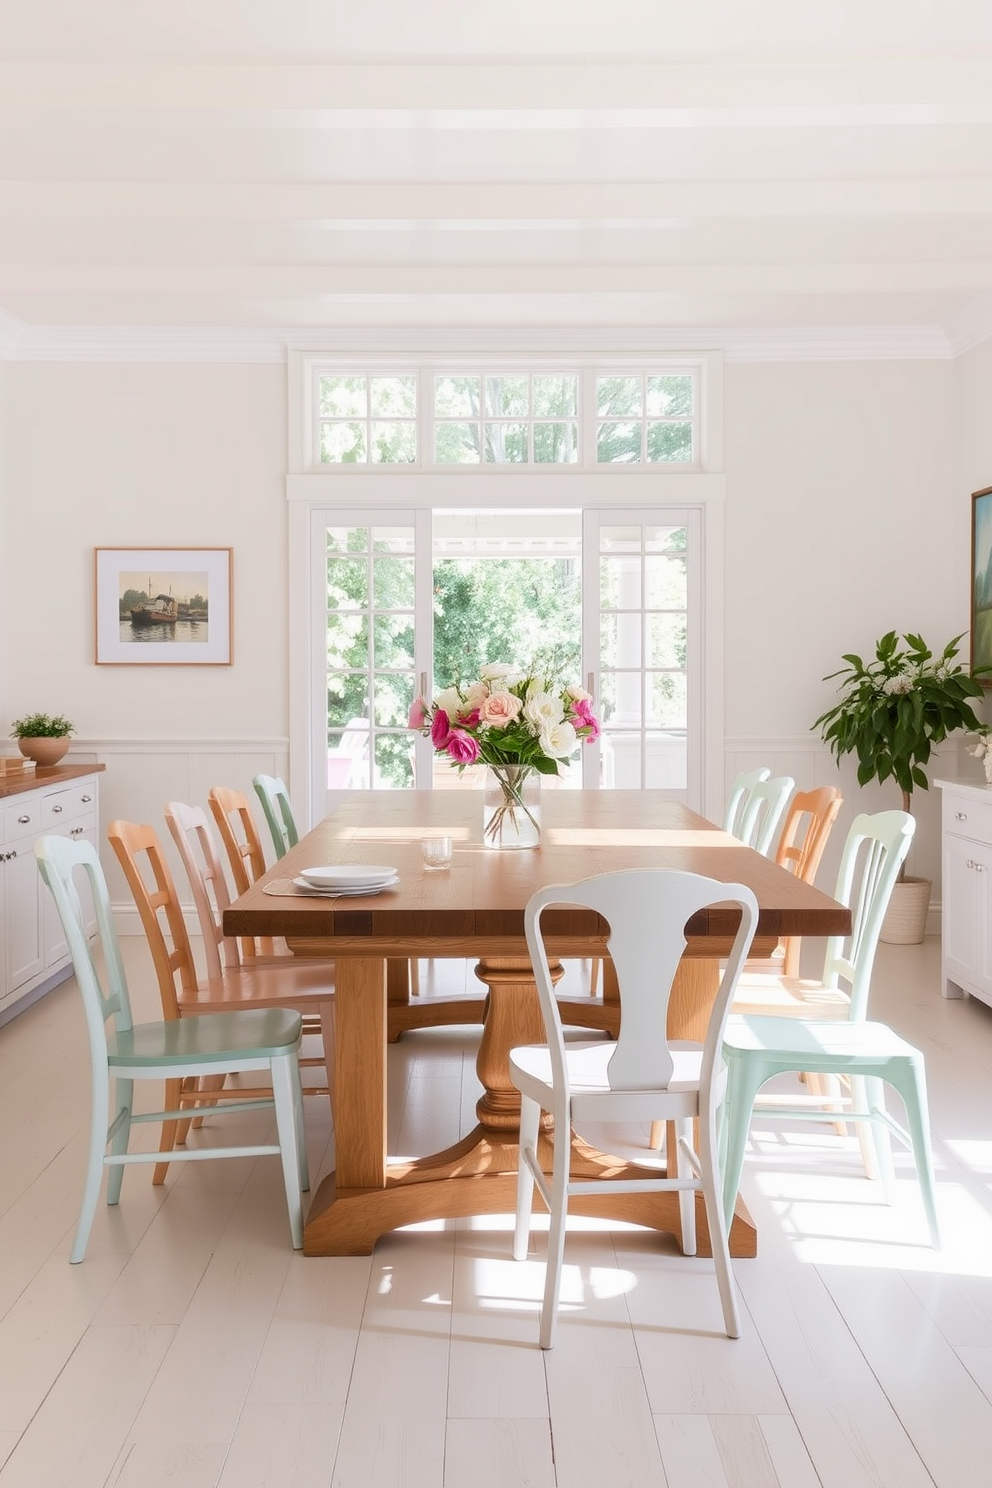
879;876;931;945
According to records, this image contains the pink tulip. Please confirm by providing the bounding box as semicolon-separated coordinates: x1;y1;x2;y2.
408;697;428;729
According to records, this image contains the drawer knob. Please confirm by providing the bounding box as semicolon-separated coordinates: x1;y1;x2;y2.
956;811;968;821
81;794;91;803
17;813;30;824
7;849;15;860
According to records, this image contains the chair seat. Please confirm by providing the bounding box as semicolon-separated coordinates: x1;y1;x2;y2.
723;1014;923;1069
730;972;850;1019
109;1008;303;1067
510;1039;707;1124
176;958;336;1014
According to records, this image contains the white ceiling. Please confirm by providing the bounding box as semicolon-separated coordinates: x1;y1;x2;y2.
4;1;992;356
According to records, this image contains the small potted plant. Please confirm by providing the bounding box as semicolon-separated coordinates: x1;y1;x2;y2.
813;631;988;942
10;711;76;767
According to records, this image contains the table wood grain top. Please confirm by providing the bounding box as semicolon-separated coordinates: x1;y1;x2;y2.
224;790;851;948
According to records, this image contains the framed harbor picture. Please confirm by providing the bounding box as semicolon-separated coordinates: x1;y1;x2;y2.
973;489;992;685
94;547;233;665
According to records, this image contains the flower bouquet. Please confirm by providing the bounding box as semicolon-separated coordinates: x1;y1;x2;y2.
409;663;601;847
967;727;992;784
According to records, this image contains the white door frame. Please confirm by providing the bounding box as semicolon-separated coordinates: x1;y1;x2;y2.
287;469;726;828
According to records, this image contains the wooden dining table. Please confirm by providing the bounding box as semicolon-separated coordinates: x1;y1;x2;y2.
223;789;851;1258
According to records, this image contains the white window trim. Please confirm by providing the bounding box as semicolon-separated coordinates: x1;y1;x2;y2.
290;350;723;474
287;467;726;828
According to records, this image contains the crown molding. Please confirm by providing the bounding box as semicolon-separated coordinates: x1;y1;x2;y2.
0;312;972;364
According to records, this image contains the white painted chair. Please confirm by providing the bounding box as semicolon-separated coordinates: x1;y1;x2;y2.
510;869;759;1349
723;767;771;838
735;775;796;857
36;834;309;1262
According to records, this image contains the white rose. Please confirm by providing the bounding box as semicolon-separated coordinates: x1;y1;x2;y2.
479;662;514;683
434;686;464;722
540;720;578;759
524;692;564;731
462;680;487;710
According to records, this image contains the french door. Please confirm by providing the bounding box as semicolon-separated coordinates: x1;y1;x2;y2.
306;503;702;818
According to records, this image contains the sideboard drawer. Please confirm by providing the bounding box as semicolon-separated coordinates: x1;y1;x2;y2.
3;797;42;842
943;795;992;846
41;784;95;827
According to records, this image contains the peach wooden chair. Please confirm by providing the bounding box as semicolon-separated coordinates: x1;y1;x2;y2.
208;784;280;958
107;816;335;1183
747;785;843;977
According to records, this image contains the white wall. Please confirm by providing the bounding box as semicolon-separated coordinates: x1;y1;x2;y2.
724;358;968;905
3;362;292;905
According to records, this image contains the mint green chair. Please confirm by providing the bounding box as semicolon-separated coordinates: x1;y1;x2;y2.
253;773;299;859
720;809;941;1248
723;767;771;838
36;834;309;1263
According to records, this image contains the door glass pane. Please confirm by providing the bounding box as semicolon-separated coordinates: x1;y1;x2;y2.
373;615;414;669
645;551;687;607
649;671;687;728
600;613;642;669
376;735;414;789
646;613;685;668
600;552;641;609
373;553;414;608
645;730;687;789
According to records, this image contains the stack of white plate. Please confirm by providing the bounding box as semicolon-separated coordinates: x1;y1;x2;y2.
293;864;399;897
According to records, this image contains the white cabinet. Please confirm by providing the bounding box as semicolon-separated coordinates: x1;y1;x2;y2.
937;779;992;1007
0;769;101;1025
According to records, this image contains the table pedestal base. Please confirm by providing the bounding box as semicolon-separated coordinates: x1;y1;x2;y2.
302;1125;757;1257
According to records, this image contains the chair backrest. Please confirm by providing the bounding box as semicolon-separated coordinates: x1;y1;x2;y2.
524;870;759;1115
106;819;202;1017
772;785;844;975
821;809;916;1019
165;800;244;978
207;785;268;894
253;774;299;860
723;768;771;838
736;775;795;857
36;835;134;1065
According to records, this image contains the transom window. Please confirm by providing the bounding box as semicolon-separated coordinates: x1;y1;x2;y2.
311;365;698;468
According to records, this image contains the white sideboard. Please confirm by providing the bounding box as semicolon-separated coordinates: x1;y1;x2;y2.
0;765;103;1027
936;777;992;1009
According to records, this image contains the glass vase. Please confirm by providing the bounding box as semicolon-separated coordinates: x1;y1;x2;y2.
483;765;542;849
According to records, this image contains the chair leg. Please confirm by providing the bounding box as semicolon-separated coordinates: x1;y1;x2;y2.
514;1095;541;1261
152;1076;184;1186
290;1054;310;1194
698;1105;741;1338
721;1054;770;1231
858;1074;895;1194
71;1071;121;1265
675;1118;697;1256
884;1059;941;1249
270;1054;306;1250
105;1076;133;1206
539;1109;572;1350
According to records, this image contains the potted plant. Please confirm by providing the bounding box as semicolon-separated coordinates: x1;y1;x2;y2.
10;711;76;767
812;631;988;943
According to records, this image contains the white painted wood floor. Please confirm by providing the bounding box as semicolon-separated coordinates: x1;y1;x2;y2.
2;936;992;1488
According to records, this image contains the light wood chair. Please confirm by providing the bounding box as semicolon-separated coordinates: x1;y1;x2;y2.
746;785;843;978
208;784;280;957
511;868;759;1349
107;816;335;1181
37;834;309;1259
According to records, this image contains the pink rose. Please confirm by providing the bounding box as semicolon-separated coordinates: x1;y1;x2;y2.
408;697;428;729
479;692;523;728
460;708;481;727
431;710;451;748
446;729;480;764
572;698;601;742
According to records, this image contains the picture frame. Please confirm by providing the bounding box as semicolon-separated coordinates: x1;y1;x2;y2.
94;547;233;665
972;488;992;685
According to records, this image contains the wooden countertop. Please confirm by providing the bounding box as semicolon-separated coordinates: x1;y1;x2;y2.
0;761;105;800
